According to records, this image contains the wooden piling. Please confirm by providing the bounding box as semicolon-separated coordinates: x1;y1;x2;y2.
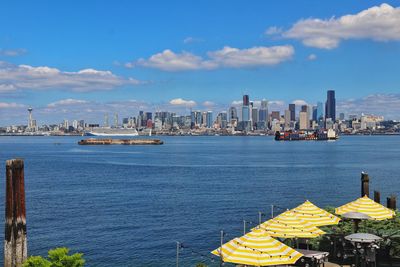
387;195;397;210
374;191;380;204
361;172;369;197
4;159;27;267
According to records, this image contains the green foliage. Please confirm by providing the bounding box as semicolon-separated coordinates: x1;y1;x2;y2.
23;256;51;267
23;247;85;267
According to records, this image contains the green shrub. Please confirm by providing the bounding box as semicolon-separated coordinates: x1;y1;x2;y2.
23;247;85;267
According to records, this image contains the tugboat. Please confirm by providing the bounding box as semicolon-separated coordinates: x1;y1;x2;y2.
275;129;338;141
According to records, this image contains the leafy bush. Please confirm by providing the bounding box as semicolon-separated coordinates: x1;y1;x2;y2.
23;247;85;267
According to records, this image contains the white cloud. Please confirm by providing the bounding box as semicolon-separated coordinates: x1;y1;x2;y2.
169;98;197;107
292;99;308;106
208;45;294;68
265;26;283;35
337;94;400;119
47;99;89;108
281;3;400;49
202;101;215;107
0;102;26;108
308;54;317;61
135;50;215;71
0;48;27;57
0;61;143;92
129;45;294;71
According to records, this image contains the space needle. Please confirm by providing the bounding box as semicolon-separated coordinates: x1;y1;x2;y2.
28;107;33;130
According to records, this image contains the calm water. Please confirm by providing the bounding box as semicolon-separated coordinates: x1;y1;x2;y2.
0;136;399;266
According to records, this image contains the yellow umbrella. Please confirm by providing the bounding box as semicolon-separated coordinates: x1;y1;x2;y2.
290;200;341;226
255;210;325;238
211;228;303;266
335;195;395;221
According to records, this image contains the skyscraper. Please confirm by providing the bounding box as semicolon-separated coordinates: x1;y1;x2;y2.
228;106;238;122
206;111;213;128
258;99;268;128
243;94;249;106
289;104;295;121
325;90;336;121
242;94;250;122
27;107;33;130
317;102;324;121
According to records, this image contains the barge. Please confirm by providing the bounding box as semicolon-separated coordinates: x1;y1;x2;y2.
78;138;163;145
275;129;338;141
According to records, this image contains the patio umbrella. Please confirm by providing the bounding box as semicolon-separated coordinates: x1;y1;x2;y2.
335;195;395;221
254;210;325;238
211;228;303;266
290;200;341;226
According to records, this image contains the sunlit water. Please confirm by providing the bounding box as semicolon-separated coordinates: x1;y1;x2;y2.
0;136;399;266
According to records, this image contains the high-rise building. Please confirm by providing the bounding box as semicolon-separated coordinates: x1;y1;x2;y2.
325;90;336;121
271;111;280;121
284;109;291;129
317;102;324;121
243;94;249;106
228;107;238;122
206;111;213;128
312;106;318;122
299;111;309;130
289;104;295;121
251;107;259;128
258;99;268;128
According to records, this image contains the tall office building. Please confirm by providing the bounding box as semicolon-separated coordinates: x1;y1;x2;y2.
243;94;249;106
258;99;268;128
312;106;318;122
228;106;238;122
284;109;291;129
317;102;324;121
206;111;213;128
251;107;259;128
242;94;250;122
271;111;280;121
289;104;295;121
325;90;336;121
299;111;309;130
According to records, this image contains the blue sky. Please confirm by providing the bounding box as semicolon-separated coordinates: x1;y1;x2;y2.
1;0;400;124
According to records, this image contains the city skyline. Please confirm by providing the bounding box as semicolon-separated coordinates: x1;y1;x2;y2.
1;1;400;124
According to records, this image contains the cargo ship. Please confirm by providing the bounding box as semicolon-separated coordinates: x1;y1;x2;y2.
275;129;338;141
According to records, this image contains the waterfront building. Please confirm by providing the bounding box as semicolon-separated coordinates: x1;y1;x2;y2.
72;120;78;129
325;90;336;121
241;94;250;123
289;104;295;121
202;112;208;127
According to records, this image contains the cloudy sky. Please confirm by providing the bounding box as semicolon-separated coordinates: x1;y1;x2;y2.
1;0;400;125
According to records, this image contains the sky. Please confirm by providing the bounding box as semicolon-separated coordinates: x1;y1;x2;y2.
1;0;400;125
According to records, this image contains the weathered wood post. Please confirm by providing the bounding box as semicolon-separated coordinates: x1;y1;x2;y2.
374;191;380;204
4;159;27;267
361;172;369;197
387;195;397;210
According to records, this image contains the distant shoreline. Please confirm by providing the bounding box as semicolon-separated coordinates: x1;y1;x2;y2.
0;133;399;137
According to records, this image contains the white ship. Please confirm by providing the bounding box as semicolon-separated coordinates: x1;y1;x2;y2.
85;128;139;137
